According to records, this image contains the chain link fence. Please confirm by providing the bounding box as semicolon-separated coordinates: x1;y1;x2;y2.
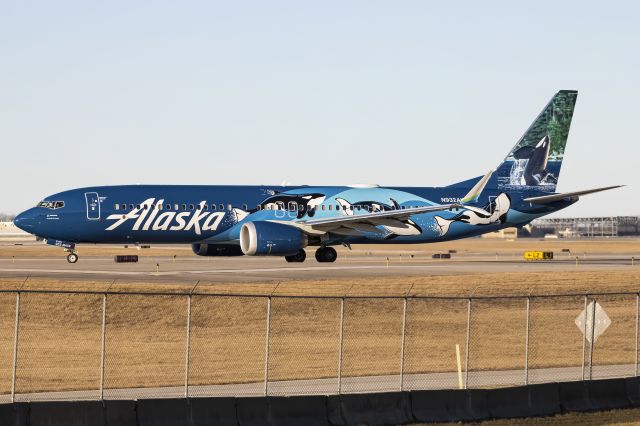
0;289;639;403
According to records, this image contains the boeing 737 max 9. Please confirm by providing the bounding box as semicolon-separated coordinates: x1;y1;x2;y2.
14;90;623;263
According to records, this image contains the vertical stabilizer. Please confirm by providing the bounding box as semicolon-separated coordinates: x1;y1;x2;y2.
493;90;578;192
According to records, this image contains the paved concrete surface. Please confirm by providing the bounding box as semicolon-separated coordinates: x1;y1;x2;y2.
0;364;635;403
0;250;637;284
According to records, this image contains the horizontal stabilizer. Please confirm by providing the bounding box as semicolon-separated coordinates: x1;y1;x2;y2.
522;185;624;204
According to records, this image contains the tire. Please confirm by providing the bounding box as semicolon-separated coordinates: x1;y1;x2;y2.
67;253;79;263
285;249;306;263
315;247;337;263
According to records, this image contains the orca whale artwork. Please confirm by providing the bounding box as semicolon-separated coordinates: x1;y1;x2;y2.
14;90;622;263
497;90;578;190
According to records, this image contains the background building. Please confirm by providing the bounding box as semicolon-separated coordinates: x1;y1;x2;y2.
527;216;640;238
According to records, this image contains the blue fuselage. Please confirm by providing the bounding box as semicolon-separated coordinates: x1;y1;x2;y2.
14;184;572;248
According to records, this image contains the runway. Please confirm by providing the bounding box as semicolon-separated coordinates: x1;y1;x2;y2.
0;252;637;284
1;364;634;403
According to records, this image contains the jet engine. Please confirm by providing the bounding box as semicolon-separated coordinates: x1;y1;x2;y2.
191;243;244;257
240;221;307;256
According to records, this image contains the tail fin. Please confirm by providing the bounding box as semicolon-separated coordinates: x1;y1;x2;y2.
493;90;578;192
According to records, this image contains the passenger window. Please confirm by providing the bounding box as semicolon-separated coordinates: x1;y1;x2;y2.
211;204;217;211
189;204;194;210
166;204;171;210
174;204;179;211
288;202;297;212
136;205;141;209
321;205;326;211
158;204;163;211
203;204;208;211
129;204;134;210
219;204;224;211
350;206;354;211
227;204;232;211
121;204;126;210
243;203;248;210
257;205;262;211
114;204;119;210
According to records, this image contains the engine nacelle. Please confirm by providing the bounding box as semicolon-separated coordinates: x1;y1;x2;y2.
240;221;307;256
191;243;244;257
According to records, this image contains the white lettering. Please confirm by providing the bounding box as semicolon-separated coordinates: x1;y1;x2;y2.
106;207;142;231
202;212;225;231
152;211;176;231
170;212;190;231
184;201;210;236
143;199;164;231
132;198;156;230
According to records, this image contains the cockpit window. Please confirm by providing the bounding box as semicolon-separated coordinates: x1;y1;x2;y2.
37;201;65;209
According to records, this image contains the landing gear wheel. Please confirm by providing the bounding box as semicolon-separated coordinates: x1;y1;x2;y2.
315;246;337;263
285;249;307;263
67;253;79;264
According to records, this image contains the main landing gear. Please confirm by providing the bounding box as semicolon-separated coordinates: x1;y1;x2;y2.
66;252;79;263
285;249;307;263
315;246;337;263
284;247;338;263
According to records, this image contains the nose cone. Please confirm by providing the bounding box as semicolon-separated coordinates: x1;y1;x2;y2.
14;209;36;233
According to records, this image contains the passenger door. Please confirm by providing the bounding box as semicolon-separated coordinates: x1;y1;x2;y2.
85;192;101;220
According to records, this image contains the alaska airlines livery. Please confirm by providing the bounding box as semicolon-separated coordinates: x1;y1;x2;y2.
14;90;622;263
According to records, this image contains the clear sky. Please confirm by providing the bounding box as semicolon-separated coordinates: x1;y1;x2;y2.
1;1;638;216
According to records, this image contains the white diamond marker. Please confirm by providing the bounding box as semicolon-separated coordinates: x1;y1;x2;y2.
575;301;611;343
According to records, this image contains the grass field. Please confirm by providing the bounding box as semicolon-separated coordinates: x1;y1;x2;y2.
0;270;639;395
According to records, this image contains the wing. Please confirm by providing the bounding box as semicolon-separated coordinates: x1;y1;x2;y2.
522;185;623;205
268;203;461;236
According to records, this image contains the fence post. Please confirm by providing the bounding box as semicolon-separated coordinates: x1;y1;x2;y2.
263;297;272;396
399;297;408;391
635;293;640;376
464;298;471;389
524;297;530;385
337;298;345;394
581;296;587;380
184;294;192;398
11;292;20;403
589;298;597;380
99;293;107;401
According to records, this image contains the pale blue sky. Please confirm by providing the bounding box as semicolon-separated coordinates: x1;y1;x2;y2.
1;1;638;216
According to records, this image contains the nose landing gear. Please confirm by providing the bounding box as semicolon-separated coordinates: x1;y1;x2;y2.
66;252;79;263
315;246;337;263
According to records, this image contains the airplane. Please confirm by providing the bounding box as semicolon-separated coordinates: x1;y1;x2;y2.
14;90;623;264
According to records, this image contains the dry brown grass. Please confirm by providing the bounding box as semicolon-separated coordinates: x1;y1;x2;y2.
0;271;638;394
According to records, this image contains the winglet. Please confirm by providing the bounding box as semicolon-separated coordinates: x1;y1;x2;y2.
461;170;493;204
